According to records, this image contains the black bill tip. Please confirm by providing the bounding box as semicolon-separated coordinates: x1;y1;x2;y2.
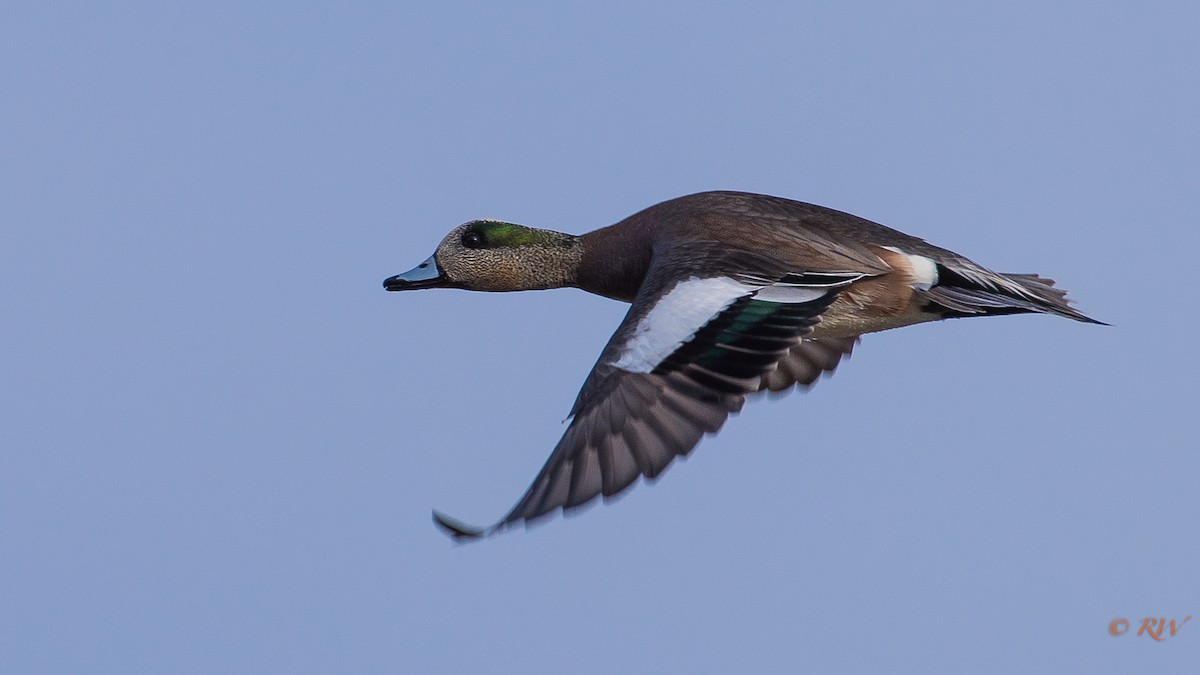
383;254;447;291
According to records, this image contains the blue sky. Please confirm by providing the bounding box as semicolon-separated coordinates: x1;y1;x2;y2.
3;2;1197;673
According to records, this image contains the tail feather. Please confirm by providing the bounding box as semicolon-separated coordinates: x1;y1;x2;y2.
923;268;1105;325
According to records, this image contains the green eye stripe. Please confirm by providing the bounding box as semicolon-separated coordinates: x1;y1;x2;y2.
466;221;574;249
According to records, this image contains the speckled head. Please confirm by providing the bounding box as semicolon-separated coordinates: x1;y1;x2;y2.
383;219;582;293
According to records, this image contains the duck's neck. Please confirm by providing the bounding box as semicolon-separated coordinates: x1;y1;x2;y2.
577;220;655;303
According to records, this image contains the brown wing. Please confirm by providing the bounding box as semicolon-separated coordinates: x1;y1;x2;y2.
758;336;859;394
433;266;860;539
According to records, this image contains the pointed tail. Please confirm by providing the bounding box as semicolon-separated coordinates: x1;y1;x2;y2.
922;266;1106;325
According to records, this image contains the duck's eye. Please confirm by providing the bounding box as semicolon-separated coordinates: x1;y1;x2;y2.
461;231;484;249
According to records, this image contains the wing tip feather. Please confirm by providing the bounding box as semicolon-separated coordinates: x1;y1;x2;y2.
432;510;489;542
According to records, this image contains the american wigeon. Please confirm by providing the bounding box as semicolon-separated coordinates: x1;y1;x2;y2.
384;191;1101;540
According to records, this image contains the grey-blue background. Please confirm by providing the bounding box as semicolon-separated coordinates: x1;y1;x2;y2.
3;2;1196;673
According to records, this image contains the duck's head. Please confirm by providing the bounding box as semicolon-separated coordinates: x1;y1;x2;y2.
383;219;581;293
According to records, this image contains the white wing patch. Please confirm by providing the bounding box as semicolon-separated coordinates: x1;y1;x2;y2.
611;276;831;374
612;277;748;374
753;284;829;303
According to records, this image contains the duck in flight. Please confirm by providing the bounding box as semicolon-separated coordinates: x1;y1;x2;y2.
383;191;1101;540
